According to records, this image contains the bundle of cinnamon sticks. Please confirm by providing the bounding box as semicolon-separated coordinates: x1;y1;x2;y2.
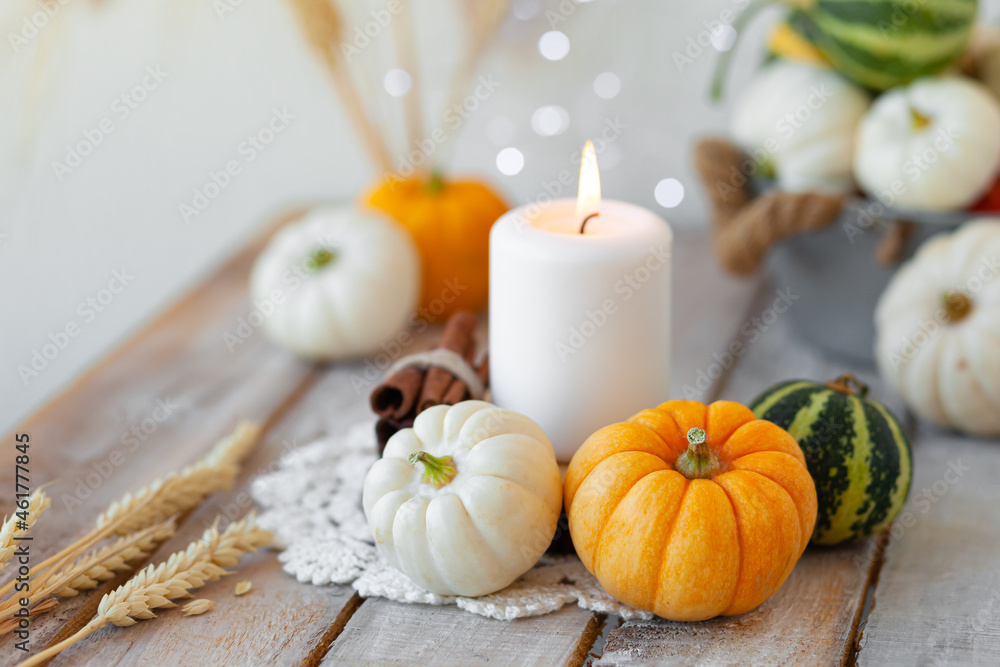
370;311;489;451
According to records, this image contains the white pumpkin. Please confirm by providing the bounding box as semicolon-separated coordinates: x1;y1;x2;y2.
875;220;1000;436
731;60;869;193
363;401;562;597
250;205;419;360
854;76;1000;211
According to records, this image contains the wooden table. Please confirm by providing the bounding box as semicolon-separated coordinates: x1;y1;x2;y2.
3;224;999;666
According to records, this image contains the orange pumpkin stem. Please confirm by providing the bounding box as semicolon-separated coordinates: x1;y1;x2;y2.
427;170;445;194
824;374;869;398
408;451;458;489
673;428;720;480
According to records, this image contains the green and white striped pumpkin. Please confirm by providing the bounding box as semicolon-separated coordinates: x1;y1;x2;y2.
749;375;912;545
786;0;978;91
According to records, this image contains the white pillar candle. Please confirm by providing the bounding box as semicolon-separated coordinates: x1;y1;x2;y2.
489;144;672;462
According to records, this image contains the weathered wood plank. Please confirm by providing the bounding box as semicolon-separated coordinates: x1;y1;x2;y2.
597;541;880;667
17;261;448;666
597;288;887;666
4;230;767;666
323;603;604;667
323;234;765;666
0;213;317;661
857;427;1000;667
47;367;388;666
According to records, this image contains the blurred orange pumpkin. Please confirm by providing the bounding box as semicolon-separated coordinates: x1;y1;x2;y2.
564;399;817;621
365;173;508;321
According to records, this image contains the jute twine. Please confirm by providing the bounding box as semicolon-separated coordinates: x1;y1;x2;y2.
694;138;911;275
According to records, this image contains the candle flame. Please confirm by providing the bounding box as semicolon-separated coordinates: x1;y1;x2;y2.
577;140;601;220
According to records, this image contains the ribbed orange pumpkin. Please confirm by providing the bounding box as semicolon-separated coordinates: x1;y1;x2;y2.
564;399;817;621
365;174;508;321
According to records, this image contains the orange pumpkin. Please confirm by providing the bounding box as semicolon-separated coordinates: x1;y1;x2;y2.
564;399;817;621
365;174;508;321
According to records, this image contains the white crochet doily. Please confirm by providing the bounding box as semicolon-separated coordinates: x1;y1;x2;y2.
250;422;652;621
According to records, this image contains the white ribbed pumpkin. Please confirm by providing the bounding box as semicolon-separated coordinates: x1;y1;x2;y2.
854;76;1000;211
250;205;419;360
875;220;1000;436
731;60;869;193
363;401;562;597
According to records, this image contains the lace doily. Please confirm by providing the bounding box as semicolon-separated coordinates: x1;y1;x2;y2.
250;422;652;621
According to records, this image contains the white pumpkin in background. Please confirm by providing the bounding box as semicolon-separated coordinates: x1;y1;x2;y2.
363;401;562;597
875;220;1000;436
731;60;869;193
250;205;420;360
854;76;1000;211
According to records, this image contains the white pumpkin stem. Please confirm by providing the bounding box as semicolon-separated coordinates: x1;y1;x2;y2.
408;451;458;489
305;247;336;272
943;292;973;323
674;428;720;480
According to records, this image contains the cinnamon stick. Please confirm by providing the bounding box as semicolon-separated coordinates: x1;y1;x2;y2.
370;366;425;419
376;415;415;453
416;311;477;413
441;353;489;405
440;344;477;405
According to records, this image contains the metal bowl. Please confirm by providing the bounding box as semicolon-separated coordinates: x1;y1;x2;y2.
760;185;971;364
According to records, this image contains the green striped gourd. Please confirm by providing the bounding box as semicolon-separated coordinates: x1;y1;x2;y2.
786;0;978;91
712;0;978;98
750;374;912;545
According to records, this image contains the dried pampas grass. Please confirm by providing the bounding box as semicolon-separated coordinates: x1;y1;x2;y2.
284;0;515;179
286;0;393;172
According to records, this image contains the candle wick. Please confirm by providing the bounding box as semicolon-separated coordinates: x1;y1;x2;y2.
579;212;599;234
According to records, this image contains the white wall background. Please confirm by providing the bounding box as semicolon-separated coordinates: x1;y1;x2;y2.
2;0;997;432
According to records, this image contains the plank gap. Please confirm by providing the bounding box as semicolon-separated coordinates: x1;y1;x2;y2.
845;530;890;667
301;593;365;667
565;613;605;667
582;614;621;666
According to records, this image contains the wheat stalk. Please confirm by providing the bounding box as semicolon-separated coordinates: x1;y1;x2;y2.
287;0;393;173
0;422;260;600
55;519;178;597
0;519;176;634
15;515;272;667
0;599;57;636
0;490;50;569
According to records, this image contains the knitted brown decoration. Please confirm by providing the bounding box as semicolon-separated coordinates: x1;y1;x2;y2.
694;138;845;275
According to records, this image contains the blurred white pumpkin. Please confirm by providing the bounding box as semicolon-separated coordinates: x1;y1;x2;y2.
731;60;869;193
363;401;562;597
875;220;1000;436
250;205;420;360
854;76;1000;211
